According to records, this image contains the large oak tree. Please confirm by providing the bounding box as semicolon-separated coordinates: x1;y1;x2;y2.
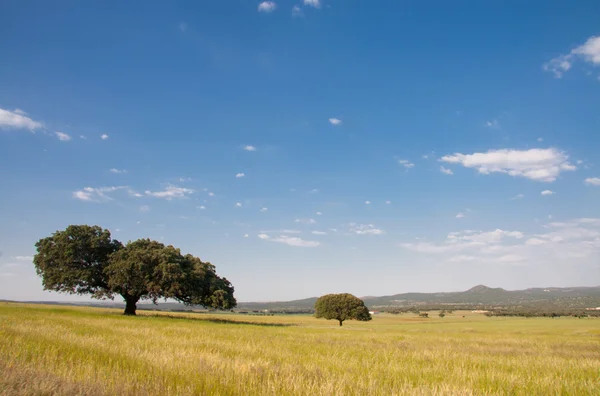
34;225;236;315
314;293;371;326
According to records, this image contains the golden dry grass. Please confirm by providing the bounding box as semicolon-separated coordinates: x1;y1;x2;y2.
1;303;599;395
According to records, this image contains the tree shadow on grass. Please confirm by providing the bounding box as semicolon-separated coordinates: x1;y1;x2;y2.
136;312;294;327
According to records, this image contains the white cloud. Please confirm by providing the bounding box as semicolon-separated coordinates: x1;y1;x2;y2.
197;205;206;210
54;131;71;141
312;231;327;235
328;118;342;126
456;212;465;219
12;256;33;261
541;190;555;196
485;119;500;129
128;189;143;198
292;5;303;16
243;145;257;151
258;1;277;12
402;229;524;254
525;238;548;246
440;148;576;182
385;200;392;205
244;234;249;238
304;0;321;8
364;200;371;205
544;35;600;78
145;186;193;200
110;168;127;174
295;218;316;224
398;159;415;169
179;177;192;182
0;108;43;131
308;188;320;194
73;186;127;202
496;254;525;263
235;202;242;207
208;192;215;197
260;207;268;212
235;173;245;178
349;223;385;236
258;233;320;247
440;166;454;175
139;205;150;212
316;211;323;215
584;177;600;186
448;255;476;263
100;134;109;140
511;194;525;200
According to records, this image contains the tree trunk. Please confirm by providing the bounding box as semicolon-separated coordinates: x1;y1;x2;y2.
339;319;343;327
123;296;139;316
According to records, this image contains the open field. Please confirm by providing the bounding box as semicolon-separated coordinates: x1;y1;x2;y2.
1;303;599;395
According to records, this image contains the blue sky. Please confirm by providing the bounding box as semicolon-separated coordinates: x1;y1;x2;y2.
1;1;600;302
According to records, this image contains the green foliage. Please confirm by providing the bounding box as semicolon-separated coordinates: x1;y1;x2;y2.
314;293;371;326
439;312;445;318
33;225;122;299
33;225;236;315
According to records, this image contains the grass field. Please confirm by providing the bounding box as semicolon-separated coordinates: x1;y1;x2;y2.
1;303;599;395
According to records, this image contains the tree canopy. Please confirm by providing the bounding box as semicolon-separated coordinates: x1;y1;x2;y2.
314;293;371;326
34;225;236;315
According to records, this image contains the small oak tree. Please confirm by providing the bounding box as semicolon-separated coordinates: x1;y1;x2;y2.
34;225;236;315
314;293;371;326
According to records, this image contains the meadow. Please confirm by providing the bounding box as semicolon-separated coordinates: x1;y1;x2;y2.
1;303;599;395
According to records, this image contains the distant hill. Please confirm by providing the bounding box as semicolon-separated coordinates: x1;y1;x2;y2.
238;285;600;311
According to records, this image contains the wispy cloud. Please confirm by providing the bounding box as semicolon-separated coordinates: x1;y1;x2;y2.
328;118;342;126
243;145;257;152
364;200;371;205
385;200;392;205
235;202;242;207
109;168;127;174
260;207;268;212
295;218;316;225
258;1;277;13
541;190;555;196
258;233;320;247
12;256;33;261
54;131;71;141
0;108;43;131
235;173;245;178
349;223;385;235
100;134;109;140
139;205;150;212
543;35;600;78
303;0;321;8
292;5;303;17
511;194;525;200
584;177;600;186
456;212;465;219
312;230;327;235
73;186;127;202
398;159;415;169
440;148;576;182
145;186;193;200
484;119;500;129
440;166;454;175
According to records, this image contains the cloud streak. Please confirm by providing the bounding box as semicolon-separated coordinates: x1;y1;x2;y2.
0;108;43;131
440;148;576;182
